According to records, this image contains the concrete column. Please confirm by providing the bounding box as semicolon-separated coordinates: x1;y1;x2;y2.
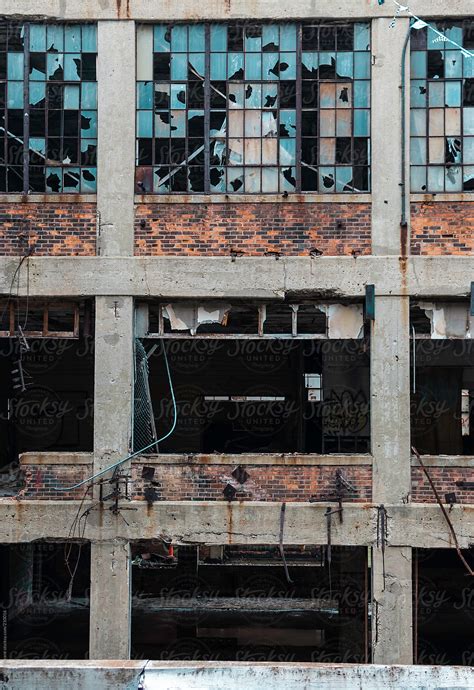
372;546;413;664
371;17;411;255
93;297;134;479
97;21;136;256
371;295;411;503
89;541;131;659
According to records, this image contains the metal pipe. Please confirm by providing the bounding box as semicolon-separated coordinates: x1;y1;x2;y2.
400;21;413;228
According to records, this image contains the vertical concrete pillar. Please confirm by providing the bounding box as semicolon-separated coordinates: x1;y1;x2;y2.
371;295;413;663
371;17;410;255
89;541;131;659
372;546;413;664
97;21;136;256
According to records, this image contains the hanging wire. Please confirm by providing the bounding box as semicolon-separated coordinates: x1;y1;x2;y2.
54;340;177;492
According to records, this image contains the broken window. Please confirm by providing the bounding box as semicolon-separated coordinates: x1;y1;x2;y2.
136;22;371;194
0;299;94;492
410;19;474;192
0;541;90;658
131;543;369;662
410;301;474;455
135;301;370;454
0;20;97;194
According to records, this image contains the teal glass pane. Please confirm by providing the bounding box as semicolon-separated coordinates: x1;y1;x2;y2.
81;168;97;192
171;83;186;108
7;53;24;80
81;82;97;109
411;166;427;192
428;81;444;107
279;138;296;165
171;53;187;80
280;53;296;80
46;168;63;192
280;24;296;51
169;110;185;137
189;25;205;51
227;167;243;192
81;138;97;157
189;53;205;78
445;81;461;107
410;80;427;107
262;84;278;107
464;167;474;188
47;54;63;80
30;25;46;52
336;53;353;78
262;110;278;136
210;25;227;52
64;167;80;192
65;26;81;51
354;109;369;136
171;25;187;52
319;167;335;193
7;82;23;108
30;65;45;81
302;52;319;73
263;53;279;80
245;84;261;108
137;110;153;137
280;110;296;137
464;137;474;164
154;25;171;52
445;51;462;78
64;84;80;109
411;137;427;164
410;109;426;136
261;166;278;192
137;81;153;109
262;25;279;51
47;25;64;52
245;28;261;52
427;166;444;191
81;25;97;53
245;53;261;80
463;58;474;78
210;53;226;80
464;108;474;135
354;23;370;51
29;81;45;105
210;166;226;191
81;111;98;137
30;137;45;155
354;80;370;107
411;51;427;78
354;52;370;78
64;54;81;81
336;167;353;192
155;112;170;137
444;25;463;50
319;52;334;68
228;53;244;79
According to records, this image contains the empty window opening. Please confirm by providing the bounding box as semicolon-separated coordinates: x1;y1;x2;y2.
0;541;90;659
131;543;370;662
0;300;94;495
410;301;474;455
414;549;474;665
136;302;369;455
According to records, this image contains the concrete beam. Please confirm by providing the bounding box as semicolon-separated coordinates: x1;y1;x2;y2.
0;501;473;548
97;21;135;256
0;0;472;20
89;541;131;659
2;256;474;299
371;296;411;503
372;547;413;664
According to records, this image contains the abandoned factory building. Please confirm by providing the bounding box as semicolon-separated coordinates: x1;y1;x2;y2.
0;0;474;684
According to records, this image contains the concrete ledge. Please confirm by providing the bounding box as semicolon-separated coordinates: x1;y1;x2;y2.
411;455;474;468
135;193;371;204
19;452;94;466
0;194;97;204
134;453;372;467
0;661;472;690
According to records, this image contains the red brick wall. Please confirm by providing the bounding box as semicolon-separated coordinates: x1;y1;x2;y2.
18;464;92;500
135;202;371;256
131;463;372;502
0;203;97;256
411;202;474;255
412;467;474;504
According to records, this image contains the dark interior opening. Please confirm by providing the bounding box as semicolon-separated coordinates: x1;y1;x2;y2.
414;548;474;665
131;543;370;662
0;541;90;659
142;338;370;454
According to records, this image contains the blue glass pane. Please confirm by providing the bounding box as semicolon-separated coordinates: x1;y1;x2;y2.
47;54;63;80
171;83;186;108
64;54;81;81
169;110;185;137
280;53;296;80
189;53;205;78
29;81;45;105
7;82;23;108
410;51;427;78
262;26;279;51
245;54;261;80
189;25;205;51
444;25;463;50
445;81;461;107
171;25;187;52
411;137;426;164
279;138;296;165
445;51;462;78
428;81;444;107
81;168;97;192
354;23;370;51
353;80;370;107
82;25;97;52
30;137;46;155
171;53;188;80
210;25;227;51
263;53;279;80
354;52;370;78
245;84;261;108
138;111;153;137
411;166;427;192
137;81;153;109
30;25;46;52
7;53;24;80
47;25;64;52
64;84;80;109
64;167;80;192
81;111;97;137
46;168;62;192
154;25;171;52
81;82;97;109
336;53;353;78
354;110;369;136
427;166;444;191
210;53;226;80
336;167;353;192
464;137;474;164
228;53;244;79
280;110;296;137
245;29;261;52
65;26;81;51
410;80;427;107
280;24;296;51
464;108;474;135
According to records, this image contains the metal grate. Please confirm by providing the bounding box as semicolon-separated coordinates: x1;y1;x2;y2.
133;338;157;453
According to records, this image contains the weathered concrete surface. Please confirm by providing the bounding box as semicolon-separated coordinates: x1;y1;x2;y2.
0;501;473;549
372;547;413;664
3;256;474;298
0;661;473;689
371;18;410;255
0;0;471;19
89;541;131;660
97;22;135;257
371;296;411;504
